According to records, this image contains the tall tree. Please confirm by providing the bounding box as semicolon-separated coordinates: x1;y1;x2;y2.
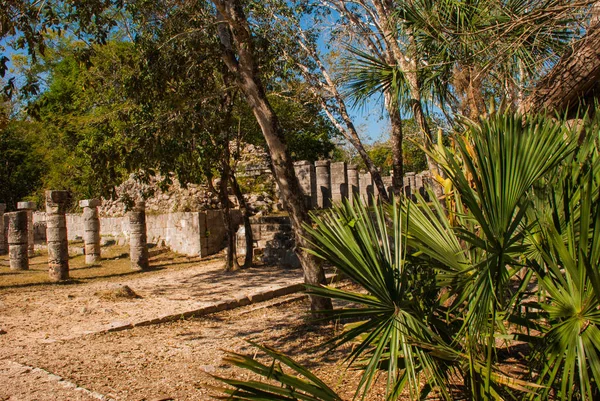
212;0;332;313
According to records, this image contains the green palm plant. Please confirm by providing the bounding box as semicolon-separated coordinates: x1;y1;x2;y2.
518;129;600;400
213;112;600;401
341;0;579;120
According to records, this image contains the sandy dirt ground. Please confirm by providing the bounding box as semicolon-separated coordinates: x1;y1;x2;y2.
0;249;369;401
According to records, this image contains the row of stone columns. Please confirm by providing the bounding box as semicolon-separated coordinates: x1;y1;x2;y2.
1;194;150;280
296;161;377;209
294;160;431;209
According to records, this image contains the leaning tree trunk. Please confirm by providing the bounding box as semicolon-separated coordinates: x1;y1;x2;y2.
384;89;404;196
231;173;253;268
214;0;333;314
520;23;600;117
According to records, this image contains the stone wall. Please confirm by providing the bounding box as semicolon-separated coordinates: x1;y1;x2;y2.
30;210;240;257
294;161;432;208
236;215;299;268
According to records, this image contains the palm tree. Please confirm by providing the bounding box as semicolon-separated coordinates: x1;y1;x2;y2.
214;112;600;400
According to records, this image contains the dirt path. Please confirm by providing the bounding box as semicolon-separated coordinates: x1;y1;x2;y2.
0;251;370;401
1;296;367;401
0;257;304;345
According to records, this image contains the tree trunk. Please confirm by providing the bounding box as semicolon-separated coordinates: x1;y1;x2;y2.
383;89;403;197
374;0;442;183
520;23;600;117
231;172;253;268
219;156;239;271
214;0;333;315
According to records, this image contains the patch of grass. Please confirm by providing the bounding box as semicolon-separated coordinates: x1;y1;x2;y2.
0;245;203;290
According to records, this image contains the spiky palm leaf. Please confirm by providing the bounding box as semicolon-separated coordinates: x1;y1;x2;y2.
521;129;600;400
304;198;454;400
213;342;343;401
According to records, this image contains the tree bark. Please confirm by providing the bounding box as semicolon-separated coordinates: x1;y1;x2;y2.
520;23;600;117
218;83;239;271
291;31;390;202
213;0;332;314
384;89;404;196
372;0;442;183
219;156;239;271
231;172;253;268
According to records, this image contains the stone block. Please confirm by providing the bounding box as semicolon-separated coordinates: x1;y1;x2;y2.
17;201;36;210
79;199;101;208
330;162;348;204
46;190;70;204
294;160;317;209
315;160;331;208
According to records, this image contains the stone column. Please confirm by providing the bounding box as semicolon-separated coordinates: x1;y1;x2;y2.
382;176;394;199
128;201;149;271
405;172;416;199
293;161;317;209
80;199;101;264
17;201;36;257
347;165;359;204
46;190;70;281
315;160;331;209
360;170;374;204
415;174;424;198
0;204;6;255
330;162;348;204
7;211;28;271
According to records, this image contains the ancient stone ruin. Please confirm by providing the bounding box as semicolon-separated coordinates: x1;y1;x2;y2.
46;190;70;281
80;199;101;264
0;203;5;255
128;201;149;271
6;210;28;271
17;201;36;257
1;159;430;272
238;160;433;266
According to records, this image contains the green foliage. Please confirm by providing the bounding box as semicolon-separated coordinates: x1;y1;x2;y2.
215;112;600;400
0;118;45;209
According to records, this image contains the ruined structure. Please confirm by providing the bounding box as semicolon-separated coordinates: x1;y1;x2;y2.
80;199;101;264
240;160;433;265
315;160;331;208
347;165;359;203
17;201;36;257
46;190;70;281
293;161;317;209
0;204;5;255
128;201;149;271
6;211;28;271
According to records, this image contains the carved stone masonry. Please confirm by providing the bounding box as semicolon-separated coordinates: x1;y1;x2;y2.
17;201;36;257
80;199;101;264
7;211;28;270
0;203;6;255
46;190;70;281
315;160;331;209
128;201;149;271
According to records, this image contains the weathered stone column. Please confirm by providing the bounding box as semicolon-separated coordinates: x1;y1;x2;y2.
293;161;317;209
347;165;360;204
128;201;149;271
46;190;70;281
17;201;36;257
405;172;416;199
7;211;28;271
80;199;101;264
360;170;374;204
0;204;6;255
330;162;348;204
315;160;331;209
